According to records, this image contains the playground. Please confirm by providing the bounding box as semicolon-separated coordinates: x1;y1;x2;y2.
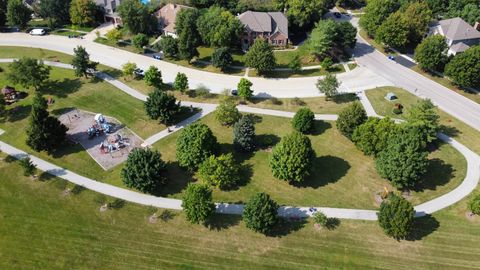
58;109;143;170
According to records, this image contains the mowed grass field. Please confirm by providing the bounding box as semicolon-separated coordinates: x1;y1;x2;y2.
366;87;480;154
152;113;466;209
1;157;479;269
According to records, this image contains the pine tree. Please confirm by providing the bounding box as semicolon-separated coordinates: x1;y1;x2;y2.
72;46;98;78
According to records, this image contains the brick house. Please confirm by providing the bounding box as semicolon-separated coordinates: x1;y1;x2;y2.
154;3;193;38
95;0;123;25
237;11;289;50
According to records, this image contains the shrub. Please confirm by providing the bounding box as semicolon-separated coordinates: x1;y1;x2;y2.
336;102;367;139
132;33;149;49
321;57;334;70
237;78;253;100
195;85;211;97
292;107;315;133
243;192;279;234
289;55;301;71
122;62;137;79
173;72;189;92
121;148;167;193
144;66;163;88
378;193;415;239
313;211;328;227
352;117;397;156
215;97;241;126
105;28;122;43
176;122;218;171
19;157;36;176
392;107;402;115
182;183;216;224
233;115;256;152
468;194;480;215
270;131;314;183
290;97;305;106
198;153;240;190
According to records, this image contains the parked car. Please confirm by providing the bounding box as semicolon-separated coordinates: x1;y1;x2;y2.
231;89;238;96
29;28;46;36
333;12;342;18
388;55;396;61
134;68;145;77
152;54;162;60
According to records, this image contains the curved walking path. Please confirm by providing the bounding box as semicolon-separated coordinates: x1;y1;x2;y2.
0;60;479;220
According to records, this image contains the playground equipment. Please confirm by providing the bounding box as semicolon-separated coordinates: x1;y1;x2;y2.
87;114;112;139
100;134;131;154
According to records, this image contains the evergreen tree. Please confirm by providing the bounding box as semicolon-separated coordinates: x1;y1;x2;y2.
173;73;189;93
176;9;201;60
72;46;98;78
237;78;253;100
245;39;276;75
211;47;233;71
215;97;241;126
144;66;163;89
233;115;256;152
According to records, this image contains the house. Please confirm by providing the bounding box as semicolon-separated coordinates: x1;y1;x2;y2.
95;0;123;25
237;11;289;50
429;17;480;55
154;3;193;38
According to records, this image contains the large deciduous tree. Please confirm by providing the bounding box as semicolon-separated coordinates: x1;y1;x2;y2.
444;45;480;88
414;35;448;72
144;90;180;125
158;36;178;58
269;131;314;183
336;102;367;139
378;193;415;239
118;0;154;34
275;0;333;29
197;6;244;47
243;192;279;234
176;122;218;171
26;92;68;153
6;0;31;29
359;0;399;37
72;46;98;78
375;11;410;49
352;117;398;156
233;115;256;152
7;58;51;91
198;153;240;190
182;183;216;224
175;9;201;60
405;99;440;144
70;0;100;27
245;39;276;75
375;127;429;189
39;0;71;28
309;19;337;58
0;0;7;27
121;148;167;193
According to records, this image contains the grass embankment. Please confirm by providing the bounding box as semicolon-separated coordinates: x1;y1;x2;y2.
1;156;479;269
366;86;480;154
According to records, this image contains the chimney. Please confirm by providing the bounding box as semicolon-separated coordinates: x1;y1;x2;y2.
474;22;480;31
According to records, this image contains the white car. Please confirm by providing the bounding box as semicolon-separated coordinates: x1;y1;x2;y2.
29;28;46;36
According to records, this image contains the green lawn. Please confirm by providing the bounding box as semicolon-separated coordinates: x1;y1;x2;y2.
365;87;480;154
1;155;479;269
151;113;465;209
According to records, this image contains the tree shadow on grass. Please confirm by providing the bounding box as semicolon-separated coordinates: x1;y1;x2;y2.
153;161;192;197
256;134;280;150
42;78;82;98
325;217;341;230
413;158;454;192
101;68;123;79
38;171;56;182
207;213;242;231
309;120;332;136
6;104;31;122
440;124;460;137
407;215;440;241
50;142;85;159
298;155;350;188
267;217;307;237
330;93;358;104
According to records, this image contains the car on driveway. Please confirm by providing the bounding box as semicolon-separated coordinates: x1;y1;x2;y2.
29;28;46;36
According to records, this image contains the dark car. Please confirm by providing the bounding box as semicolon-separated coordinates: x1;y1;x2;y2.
231;89;238;96
153;54;162;60
333;12;342;18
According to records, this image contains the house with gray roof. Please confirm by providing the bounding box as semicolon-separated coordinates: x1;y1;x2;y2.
429;17;480;55
238;11;288;50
